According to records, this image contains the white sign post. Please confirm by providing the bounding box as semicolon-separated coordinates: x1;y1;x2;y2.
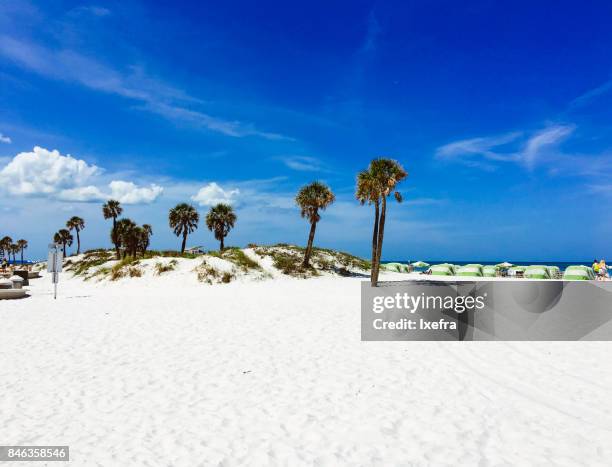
47;243;63;299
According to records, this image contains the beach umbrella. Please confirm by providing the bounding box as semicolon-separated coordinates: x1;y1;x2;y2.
410;261;430;268
496;262;513;268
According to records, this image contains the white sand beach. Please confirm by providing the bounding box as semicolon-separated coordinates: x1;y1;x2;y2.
2;262;612;466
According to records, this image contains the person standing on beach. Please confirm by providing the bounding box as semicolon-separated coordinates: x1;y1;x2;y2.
593;259;600;274
598;260;608;280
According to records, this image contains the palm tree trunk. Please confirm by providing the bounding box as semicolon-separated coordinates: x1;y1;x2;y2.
370;200;380;286
374;197;387;285
181;230;187;254
303;221;317;267
62;242;67;257
76;228;81;255
113;217;120;260
20;248;23;263
220;236;224;251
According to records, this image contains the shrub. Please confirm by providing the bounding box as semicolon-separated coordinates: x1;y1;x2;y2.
154;260;178;275
221;272;233;283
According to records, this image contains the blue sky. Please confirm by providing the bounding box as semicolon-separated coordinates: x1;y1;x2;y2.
1;0;611;261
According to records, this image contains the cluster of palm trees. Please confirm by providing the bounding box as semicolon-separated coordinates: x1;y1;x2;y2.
169;202;237;253
43;157;405;285
52;216;86;257
0;236;28;263
102;200;153;259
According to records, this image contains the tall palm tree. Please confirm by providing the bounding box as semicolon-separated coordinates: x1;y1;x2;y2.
356;158;407;286
0;236;12;261
102;200;123;259
169;203;199;254
205;203;236;251
16;239;28;263
66;216;85;255
295;181;335;267
53;229;73;257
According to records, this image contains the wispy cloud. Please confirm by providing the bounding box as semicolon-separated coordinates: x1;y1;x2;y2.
587;184;612;196
278;155;328;172
569;79;612;109
436;125;575;171
0;133;11;143
69;5;111;17
0;35;290;140
361;10;381;53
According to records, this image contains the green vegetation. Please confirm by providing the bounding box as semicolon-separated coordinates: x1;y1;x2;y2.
253;244;369;277
208;247;261;271
65;250;114;277
110;257;142;281
154;259;178;275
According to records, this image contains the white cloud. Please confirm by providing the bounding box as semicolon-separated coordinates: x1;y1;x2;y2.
0;146;100;196
191;182;239;206
0;35;290;140
279;155;327;171
57;185;105;202
0;132;11;143
436;125;575;171
108;180;163;204
70;5;111;17
0;146;163;204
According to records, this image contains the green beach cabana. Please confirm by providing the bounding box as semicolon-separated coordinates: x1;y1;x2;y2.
524;265;551;279
429;264;455;276
483;265;497;277
456;264;484;277
496;262;513;268
563;265;595;281
382;262;410;273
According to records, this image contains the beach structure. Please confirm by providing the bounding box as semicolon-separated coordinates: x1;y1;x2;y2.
456;264;484;277
524;265;551;279
483;265;497;277
429;263;456;276
508;266;526;278
410;261;429;268
563;265;596;281
382;262;410;273
185;246;205;255
0;276;27;299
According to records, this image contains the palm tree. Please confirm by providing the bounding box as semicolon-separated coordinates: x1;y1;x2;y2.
0;236;12;261
169;203;199;254
66;216;85;255
295;181;335;267
205;203;236;251
115;218;137;259
356;158;407;286
102;200;123;259
16;239;28;263
140;224;153;255
53;229;73;256
9;243;19;262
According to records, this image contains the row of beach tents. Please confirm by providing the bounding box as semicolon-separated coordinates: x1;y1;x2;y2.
382;262;597;280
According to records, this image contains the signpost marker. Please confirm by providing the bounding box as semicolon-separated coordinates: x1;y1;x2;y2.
47;243;63;299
